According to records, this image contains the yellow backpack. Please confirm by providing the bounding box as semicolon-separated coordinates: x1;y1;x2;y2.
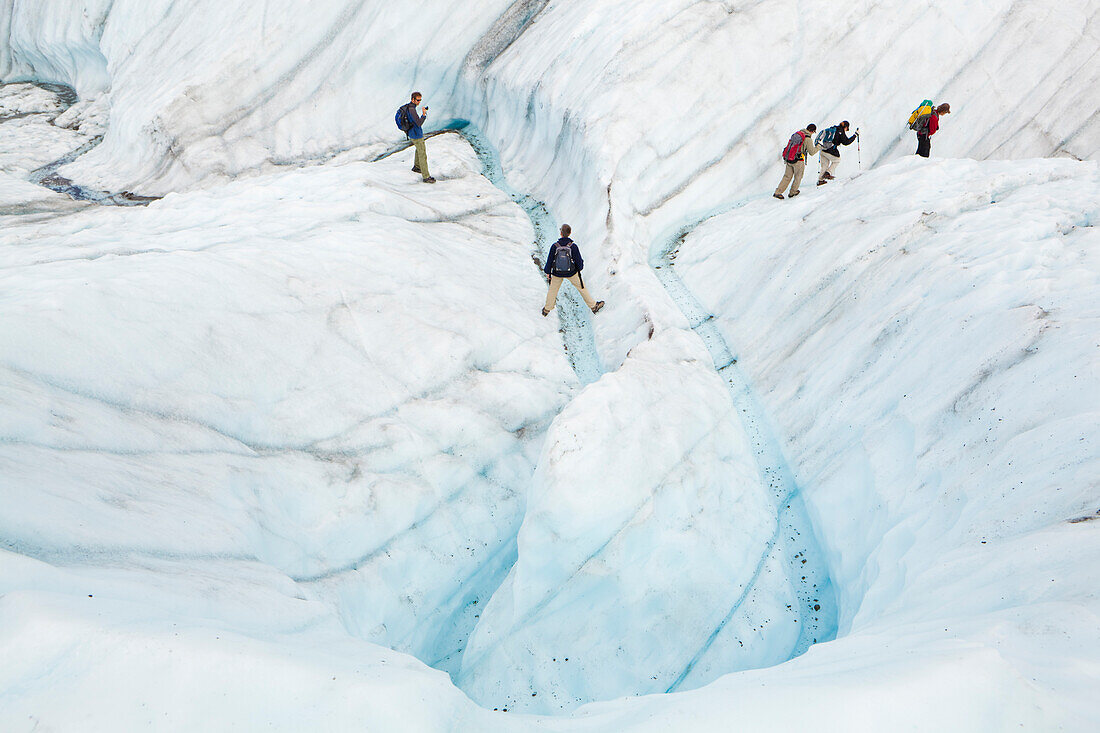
908;99;934;130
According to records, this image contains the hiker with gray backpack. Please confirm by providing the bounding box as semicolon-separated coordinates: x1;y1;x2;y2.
815;121;858;186
395;92;435;183
774;124;820;199
908;100;950;157
542;224;604;316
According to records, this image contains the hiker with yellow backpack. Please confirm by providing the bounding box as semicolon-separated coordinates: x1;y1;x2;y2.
909;100;951;157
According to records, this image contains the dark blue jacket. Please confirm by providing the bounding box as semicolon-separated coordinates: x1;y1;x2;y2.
402;102;426;139
544;238;583;277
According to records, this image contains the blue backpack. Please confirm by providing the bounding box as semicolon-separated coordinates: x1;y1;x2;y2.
395;105;412;133
815;125;838;148
551;241;574;276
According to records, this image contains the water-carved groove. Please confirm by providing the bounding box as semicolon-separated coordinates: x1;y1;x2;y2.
651;217;838;691
27;133;161;205
1;82;161;205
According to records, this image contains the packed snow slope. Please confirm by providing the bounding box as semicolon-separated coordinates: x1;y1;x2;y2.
2;0;1100;730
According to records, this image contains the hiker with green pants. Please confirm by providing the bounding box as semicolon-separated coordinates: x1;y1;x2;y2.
396;92;435;183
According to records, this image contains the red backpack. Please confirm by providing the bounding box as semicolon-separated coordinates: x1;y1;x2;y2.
782;131;806;163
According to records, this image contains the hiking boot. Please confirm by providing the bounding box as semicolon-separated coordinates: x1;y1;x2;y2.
789;190;800;198
542;306;551;317
412;166;421;173
817;179;827;186
823;172;835;180
423;177;436;184
773;193;785;200
591;301;605;314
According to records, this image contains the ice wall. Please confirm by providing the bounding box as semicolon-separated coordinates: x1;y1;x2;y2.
0;1;110;96
2;0;1097;196
0;0;508;192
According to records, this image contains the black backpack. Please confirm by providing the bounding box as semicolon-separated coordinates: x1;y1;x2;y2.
551;241;574;276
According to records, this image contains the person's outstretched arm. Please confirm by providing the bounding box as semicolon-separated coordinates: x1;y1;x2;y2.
572;243;584;271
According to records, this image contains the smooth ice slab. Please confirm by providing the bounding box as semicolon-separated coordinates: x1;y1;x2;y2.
459;329;800;713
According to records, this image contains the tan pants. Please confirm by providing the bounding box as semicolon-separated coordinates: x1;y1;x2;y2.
412;137;430;179
775;159;806;196
545;273;597;311
818;150;839;180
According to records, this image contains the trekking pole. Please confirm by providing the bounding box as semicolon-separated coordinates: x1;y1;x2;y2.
856;127;862;170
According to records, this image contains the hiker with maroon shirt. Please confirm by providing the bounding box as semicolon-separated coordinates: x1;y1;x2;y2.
916;103;950;158
542;224;604;316
774;124;820;200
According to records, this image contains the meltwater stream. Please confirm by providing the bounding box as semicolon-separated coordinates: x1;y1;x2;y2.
0;81;159;206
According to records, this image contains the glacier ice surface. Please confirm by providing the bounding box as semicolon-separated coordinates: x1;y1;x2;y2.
2;0;1099;730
